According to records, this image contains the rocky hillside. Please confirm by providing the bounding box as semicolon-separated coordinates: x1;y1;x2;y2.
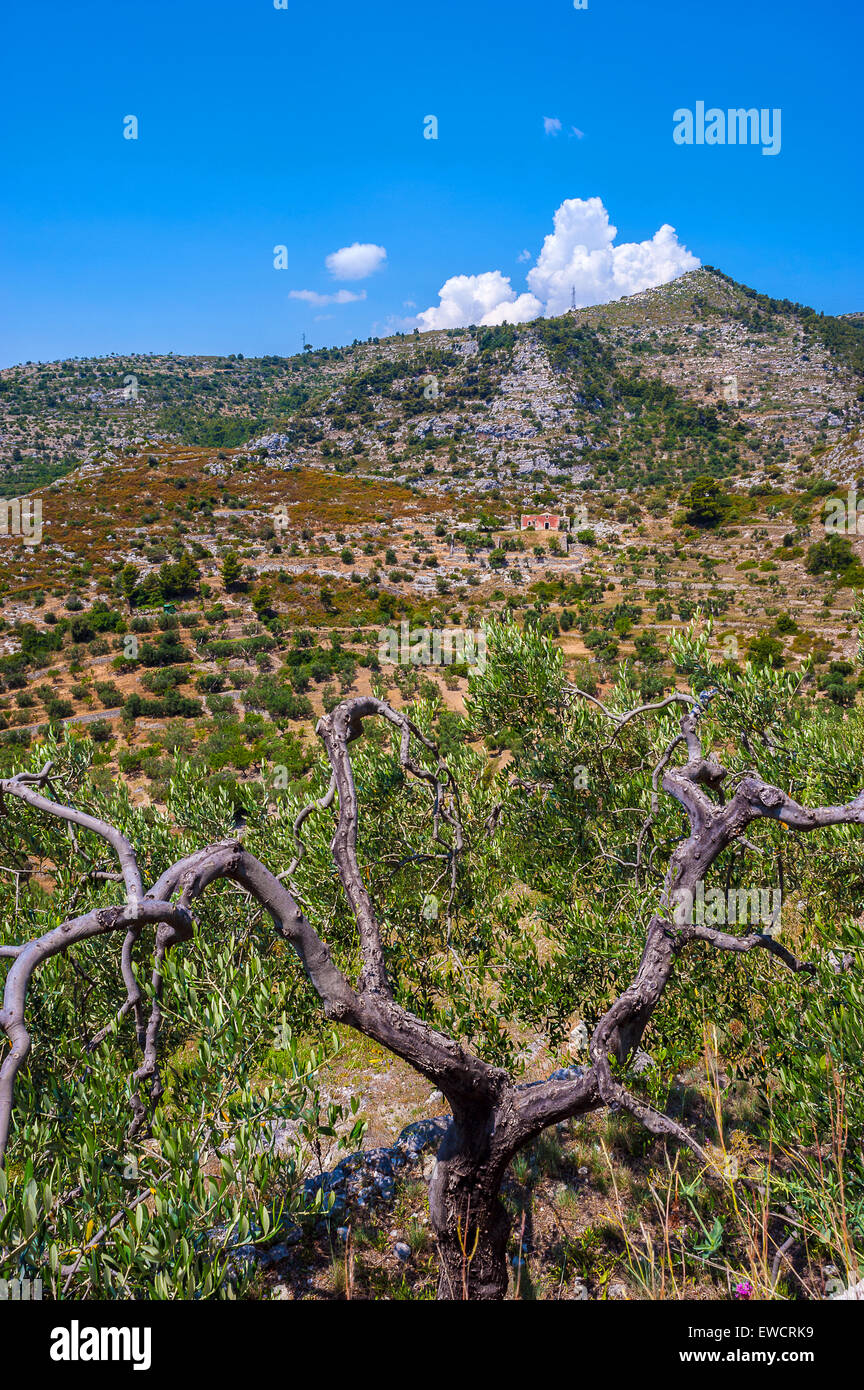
2;268;863;509
0;265;863;788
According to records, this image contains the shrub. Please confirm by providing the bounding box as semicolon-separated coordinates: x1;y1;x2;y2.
678;476;731;528
748;634;786;668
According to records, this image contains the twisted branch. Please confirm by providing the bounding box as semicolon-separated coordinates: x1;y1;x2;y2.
0;690;860;1269
0;699;485;1164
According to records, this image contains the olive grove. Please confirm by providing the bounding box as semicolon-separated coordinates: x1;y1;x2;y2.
1;619;863;1299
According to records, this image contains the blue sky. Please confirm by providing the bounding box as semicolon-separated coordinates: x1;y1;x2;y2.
0;0;861;367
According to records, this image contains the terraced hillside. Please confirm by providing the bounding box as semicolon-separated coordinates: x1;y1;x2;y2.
0;265;863;802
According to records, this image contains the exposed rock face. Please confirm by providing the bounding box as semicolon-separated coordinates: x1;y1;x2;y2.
302;1116;450;1220
2;267;862;558
472;340;579;474
247;432;293;454
211;1115;451;1280
490;338;576;426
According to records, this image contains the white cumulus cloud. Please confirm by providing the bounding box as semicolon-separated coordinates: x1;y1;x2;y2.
543;116;562;136
416;271;543;331
325;242;387;280
527;197;699;315
415;197;699;331
289;288;367;306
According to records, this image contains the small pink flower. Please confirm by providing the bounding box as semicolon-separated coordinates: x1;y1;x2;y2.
734;1280;753;1300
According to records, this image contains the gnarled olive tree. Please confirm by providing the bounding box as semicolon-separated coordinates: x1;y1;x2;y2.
2;636;863;1299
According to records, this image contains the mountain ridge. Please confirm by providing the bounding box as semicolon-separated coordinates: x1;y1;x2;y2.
2;268;863;511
